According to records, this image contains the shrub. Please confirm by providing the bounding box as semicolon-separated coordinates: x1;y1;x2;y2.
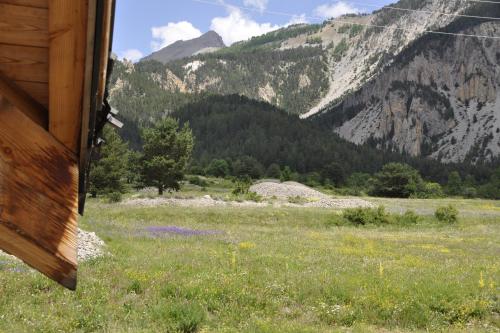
435;205;459;223
412;182;444;199
232;177;251;195
187;176;208;187
206;159;230;178
371;163;424;198
342;206;391;225
266;163;282;179
244;191;263;202
396;210;420;225
107;192;122;203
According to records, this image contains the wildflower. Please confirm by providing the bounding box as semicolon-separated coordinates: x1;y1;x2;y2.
379;262;384;277
489;278;495;290
479;272;485;289
238;242;256;250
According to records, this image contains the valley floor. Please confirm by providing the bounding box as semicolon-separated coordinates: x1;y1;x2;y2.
0;194;499;332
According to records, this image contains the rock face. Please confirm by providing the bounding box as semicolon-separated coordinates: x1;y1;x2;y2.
317;21;500;163
142;31;225;64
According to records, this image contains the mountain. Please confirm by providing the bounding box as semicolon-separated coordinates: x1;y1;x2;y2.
110;0;500;163
142;31;225;64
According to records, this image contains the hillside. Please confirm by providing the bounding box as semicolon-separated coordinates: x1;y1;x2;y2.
110;0;500;162
170;95;493;184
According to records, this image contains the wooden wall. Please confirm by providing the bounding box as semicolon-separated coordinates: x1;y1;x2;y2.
0;0;49;111
0;0;94;289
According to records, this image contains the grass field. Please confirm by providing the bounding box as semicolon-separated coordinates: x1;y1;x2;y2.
0;191;499;332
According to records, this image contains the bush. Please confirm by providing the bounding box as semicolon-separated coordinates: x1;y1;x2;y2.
187;176;209;187
266;163;282;179
412;182;444;199
206;159;230;178
244;191;263;202
435;205;459;223
371;163;424;198
232;177;252;195
107;192;122;203
342;206;391;225
396;210;420;225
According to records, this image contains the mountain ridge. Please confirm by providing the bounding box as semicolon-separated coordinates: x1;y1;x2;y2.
142;30;225;64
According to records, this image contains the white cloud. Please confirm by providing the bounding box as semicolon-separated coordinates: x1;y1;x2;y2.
210;6;280;45
119;49;144;62
286;14;308;26
243;0;268;12
151;21;202;51
314;1;359;19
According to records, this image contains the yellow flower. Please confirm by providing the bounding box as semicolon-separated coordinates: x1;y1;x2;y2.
379;262;384;277
239;242;256;250
479;272;485;289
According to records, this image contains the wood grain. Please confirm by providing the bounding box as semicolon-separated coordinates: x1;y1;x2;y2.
0;43;48;82
14;80;48;108
0;3;49;47
0;96;78;289
0;0;48;8
0;71;48;127
48;0;88;153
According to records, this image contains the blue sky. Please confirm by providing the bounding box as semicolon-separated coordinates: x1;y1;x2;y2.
114;0;395;61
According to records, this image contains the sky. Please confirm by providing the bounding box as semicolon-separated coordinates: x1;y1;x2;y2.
113;0;396;62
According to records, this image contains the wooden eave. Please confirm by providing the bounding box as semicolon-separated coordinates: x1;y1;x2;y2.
0;0;115;289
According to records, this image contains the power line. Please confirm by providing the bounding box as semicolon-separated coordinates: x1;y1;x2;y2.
466;0;500;4
342;0;500;21
193;0;500;40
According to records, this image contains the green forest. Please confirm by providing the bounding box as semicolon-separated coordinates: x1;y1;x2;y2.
101;92;500;200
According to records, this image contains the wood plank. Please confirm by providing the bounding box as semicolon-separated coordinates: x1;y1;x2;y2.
0;0;48;9
79;0;96;176
0;3;49;47
0;43;48;82
14;80;48;108
48;0;88;153
96;0;113;107
0;71;48;127
0;96;78;289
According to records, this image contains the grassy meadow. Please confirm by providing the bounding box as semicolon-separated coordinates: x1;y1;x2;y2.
0;185;499;332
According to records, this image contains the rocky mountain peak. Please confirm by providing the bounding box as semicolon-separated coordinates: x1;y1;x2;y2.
142;31;225;64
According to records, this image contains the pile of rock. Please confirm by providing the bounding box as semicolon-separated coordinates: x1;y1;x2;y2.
250;181;330;199
250;181;375;209
77;229;106;261
0;228;106;263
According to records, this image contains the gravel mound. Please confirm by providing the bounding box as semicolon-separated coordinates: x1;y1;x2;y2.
78;229;106;261
251;181;330;199
0;228;106;263
251;181;375;209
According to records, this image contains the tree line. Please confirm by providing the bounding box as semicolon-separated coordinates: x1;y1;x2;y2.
91;94;500;200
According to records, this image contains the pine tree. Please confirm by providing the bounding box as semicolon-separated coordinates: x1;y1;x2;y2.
446;171;463;196
142;118;194;195
89;126;130;197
